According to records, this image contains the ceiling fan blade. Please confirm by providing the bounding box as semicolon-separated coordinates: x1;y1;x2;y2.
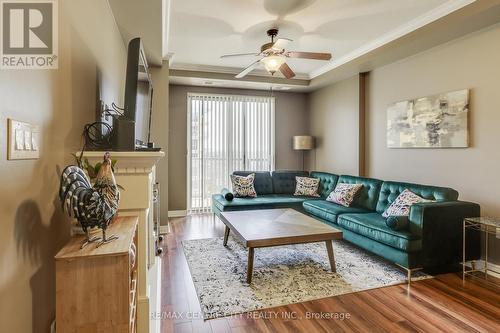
271;38;292;51
235;60;261;78
279;62;295;79
286;51;332;60
220;53;260;59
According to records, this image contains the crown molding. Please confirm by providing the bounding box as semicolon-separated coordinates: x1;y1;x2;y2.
166;1;475;81
162;0;172;57
167;0;498;91
169;69;310;87
169;62;310;80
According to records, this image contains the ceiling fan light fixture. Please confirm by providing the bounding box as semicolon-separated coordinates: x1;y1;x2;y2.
261;55;286;74
225;28;332;79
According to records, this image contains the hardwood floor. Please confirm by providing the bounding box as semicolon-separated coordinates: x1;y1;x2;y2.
160;214;500;333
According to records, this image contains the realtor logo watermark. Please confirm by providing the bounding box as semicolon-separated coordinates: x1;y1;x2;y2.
1;0;58;69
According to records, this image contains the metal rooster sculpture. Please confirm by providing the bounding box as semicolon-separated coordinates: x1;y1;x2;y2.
59;152;121;248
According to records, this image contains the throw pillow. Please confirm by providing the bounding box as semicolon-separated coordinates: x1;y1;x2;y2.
386;215;410;231
221;188;234;201
294;176;320;197
230;173;257;198
326;183;363;207
382;189;431;217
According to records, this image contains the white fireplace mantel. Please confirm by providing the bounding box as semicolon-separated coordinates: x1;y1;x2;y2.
81;151;164;173
80;150;165;333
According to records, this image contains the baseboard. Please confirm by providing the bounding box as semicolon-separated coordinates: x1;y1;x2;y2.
486;262;500;278
168;210;187;218
159;225;170;234
464;260;500;279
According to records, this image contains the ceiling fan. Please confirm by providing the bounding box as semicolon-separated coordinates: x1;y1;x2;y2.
220;28;332;79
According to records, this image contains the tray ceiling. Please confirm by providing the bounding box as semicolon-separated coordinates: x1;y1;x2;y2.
167;0;449;78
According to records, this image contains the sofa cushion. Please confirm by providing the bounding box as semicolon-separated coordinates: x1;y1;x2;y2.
310;171;339;198
212;194;319;212
338;213;421;252
303;200;369;224
337;175;383;211
386;215;410;231
233;171;273;195
376;180;459;214
272;170;309;194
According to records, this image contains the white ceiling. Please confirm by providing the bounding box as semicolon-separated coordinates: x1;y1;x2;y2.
109;0;164;66
167;0;450;77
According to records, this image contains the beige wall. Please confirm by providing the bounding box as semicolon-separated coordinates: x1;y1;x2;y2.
168;85;309;211
308;24;500;264
308;76;360;175
308;23;500;216
150;62;169;224
0;1;127;332
367;23;500;218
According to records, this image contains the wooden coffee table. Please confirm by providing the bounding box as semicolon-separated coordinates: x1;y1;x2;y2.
219;208;343;283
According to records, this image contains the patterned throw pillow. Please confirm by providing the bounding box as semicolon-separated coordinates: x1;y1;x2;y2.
382;189;431;217
230;173;257;198
294;177;320;197
326;183;363;207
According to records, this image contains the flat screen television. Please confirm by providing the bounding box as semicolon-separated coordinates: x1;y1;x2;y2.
112;37;154;150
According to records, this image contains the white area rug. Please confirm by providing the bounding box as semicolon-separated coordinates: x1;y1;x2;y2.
182;237;430;319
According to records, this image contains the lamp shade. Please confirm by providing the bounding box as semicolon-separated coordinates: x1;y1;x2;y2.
293;136;315;150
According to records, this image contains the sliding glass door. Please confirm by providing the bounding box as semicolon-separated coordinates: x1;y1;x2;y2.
187;93;275;212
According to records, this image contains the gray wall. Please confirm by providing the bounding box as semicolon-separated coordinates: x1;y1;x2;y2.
0;1;127;331
308;23;500;217
367;23;500;218
308;23;500;264
308;76;360;175
168;85;309;211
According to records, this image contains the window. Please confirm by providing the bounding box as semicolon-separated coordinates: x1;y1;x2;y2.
187;93;275;212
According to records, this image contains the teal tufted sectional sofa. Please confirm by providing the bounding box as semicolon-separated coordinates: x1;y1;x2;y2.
212;170;316;213
212;170;480;271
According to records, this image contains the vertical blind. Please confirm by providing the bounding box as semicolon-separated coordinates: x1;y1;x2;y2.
187;93;275;212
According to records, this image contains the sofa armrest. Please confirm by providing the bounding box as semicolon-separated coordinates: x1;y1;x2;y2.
211;194;232;216
221;188;234;201
409;201;481;268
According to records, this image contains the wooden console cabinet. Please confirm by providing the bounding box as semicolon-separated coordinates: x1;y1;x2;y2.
81;151;165;333
55;217;139;333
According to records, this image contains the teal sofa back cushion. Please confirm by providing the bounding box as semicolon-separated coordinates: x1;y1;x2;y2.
310;171;339;198
232;171;273;195
337;175;383;211
272;170;309;194
376;181;459;214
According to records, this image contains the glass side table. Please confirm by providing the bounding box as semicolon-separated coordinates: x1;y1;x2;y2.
463;217;500;286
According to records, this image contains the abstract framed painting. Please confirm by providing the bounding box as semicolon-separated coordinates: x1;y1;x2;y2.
387;89;469;148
